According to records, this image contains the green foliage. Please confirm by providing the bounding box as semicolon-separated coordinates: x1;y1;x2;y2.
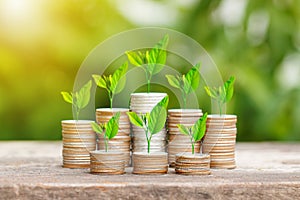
91;112;120;152
127;96;169;153
61;80;92;120
126;35;169;92
204;76;235;115
92;62;128;108
177;112;208;154
165;63;201;108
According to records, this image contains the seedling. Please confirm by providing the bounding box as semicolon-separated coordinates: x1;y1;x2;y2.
91;112;120;152
204;76;235;115
92;62;128;108
165;63;201;109
61;80;92;120
177;112;208;154
127;96;169;154
126;35;169;93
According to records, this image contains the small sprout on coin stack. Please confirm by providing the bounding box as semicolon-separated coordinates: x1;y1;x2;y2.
126;34;169;93
165;63;201;109
92;62;128;109
204;76;235;115
61;80;92;120
177;113;208;154
127;96;169;154
91;112;121;152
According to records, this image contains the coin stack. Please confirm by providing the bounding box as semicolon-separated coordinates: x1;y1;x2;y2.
90;151;126;174
132;152;168;174
61;120;96;168
167;109;203;167
175;153;211;175
130;93;167;153
203;114;237;169
96;108;131;166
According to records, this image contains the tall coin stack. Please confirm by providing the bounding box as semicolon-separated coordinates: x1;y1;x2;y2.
96;108;131;166
129;93;167;153
203;114;237;169
61;120;96;168
167;109;203;167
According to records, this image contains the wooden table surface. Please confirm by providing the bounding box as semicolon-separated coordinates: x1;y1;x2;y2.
0;141;299;200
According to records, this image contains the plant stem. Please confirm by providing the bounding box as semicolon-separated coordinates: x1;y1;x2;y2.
147;79;150;93
192;142;195;154
108;91;113;109
218;100;222;116
104;134;108;152
182;92;187;109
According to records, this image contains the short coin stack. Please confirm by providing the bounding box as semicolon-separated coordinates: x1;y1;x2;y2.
203;114;237;169
90;151;126;174
132;152;168;174
61;120;96;168
167;109;203;167
130;93;167;153
175;153;211;175
96;108;131;166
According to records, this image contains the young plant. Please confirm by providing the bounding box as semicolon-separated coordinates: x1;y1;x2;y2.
177;112;208;154
61;80;92;120
165;63;201;109
204;76;235;115
126;34;169;93
127;96;169;154
92;62;128;108
91;112;120;152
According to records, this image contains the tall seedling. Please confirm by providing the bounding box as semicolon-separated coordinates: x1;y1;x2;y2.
61;80;92;120
127;96;169;154
204;76;235;115
166;63;201;108
126;35;169;93
177;113;208;154
92;62;128;108
91;112;120;152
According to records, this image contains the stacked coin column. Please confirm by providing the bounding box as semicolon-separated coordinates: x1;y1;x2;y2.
96;108;131;166
129;93;167;153
203;115;237;169
61;120;96;168
167;109;203;167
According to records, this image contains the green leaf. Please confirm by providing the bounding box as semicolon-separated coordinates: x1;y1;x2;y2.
91;122;103;134
111;62;128;94
204;86;217;99
76;80;92;110
182;75;191;94
165;75;180;89
92;74;107;89
185;66;200;92
127;112;144;128
148;96;169;134
146;35;169;75
61;92;73;104
177;124;189;136
106;112;120;139
157;96;169;109
192;112;208;142
126;51;144;66
224;76;235;103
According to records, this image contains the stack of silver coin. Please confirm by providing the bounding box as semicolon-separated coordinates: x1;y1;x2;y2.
175;153;211;175
203;114;237;169
61;120;96;168
96;108;131;166
129;93;167;153
90;151;126;174
132;152;168;174
167;109;203;167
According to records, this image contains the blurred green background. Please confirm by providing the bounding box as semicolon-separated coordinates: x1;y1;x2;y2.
0;0;299;141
